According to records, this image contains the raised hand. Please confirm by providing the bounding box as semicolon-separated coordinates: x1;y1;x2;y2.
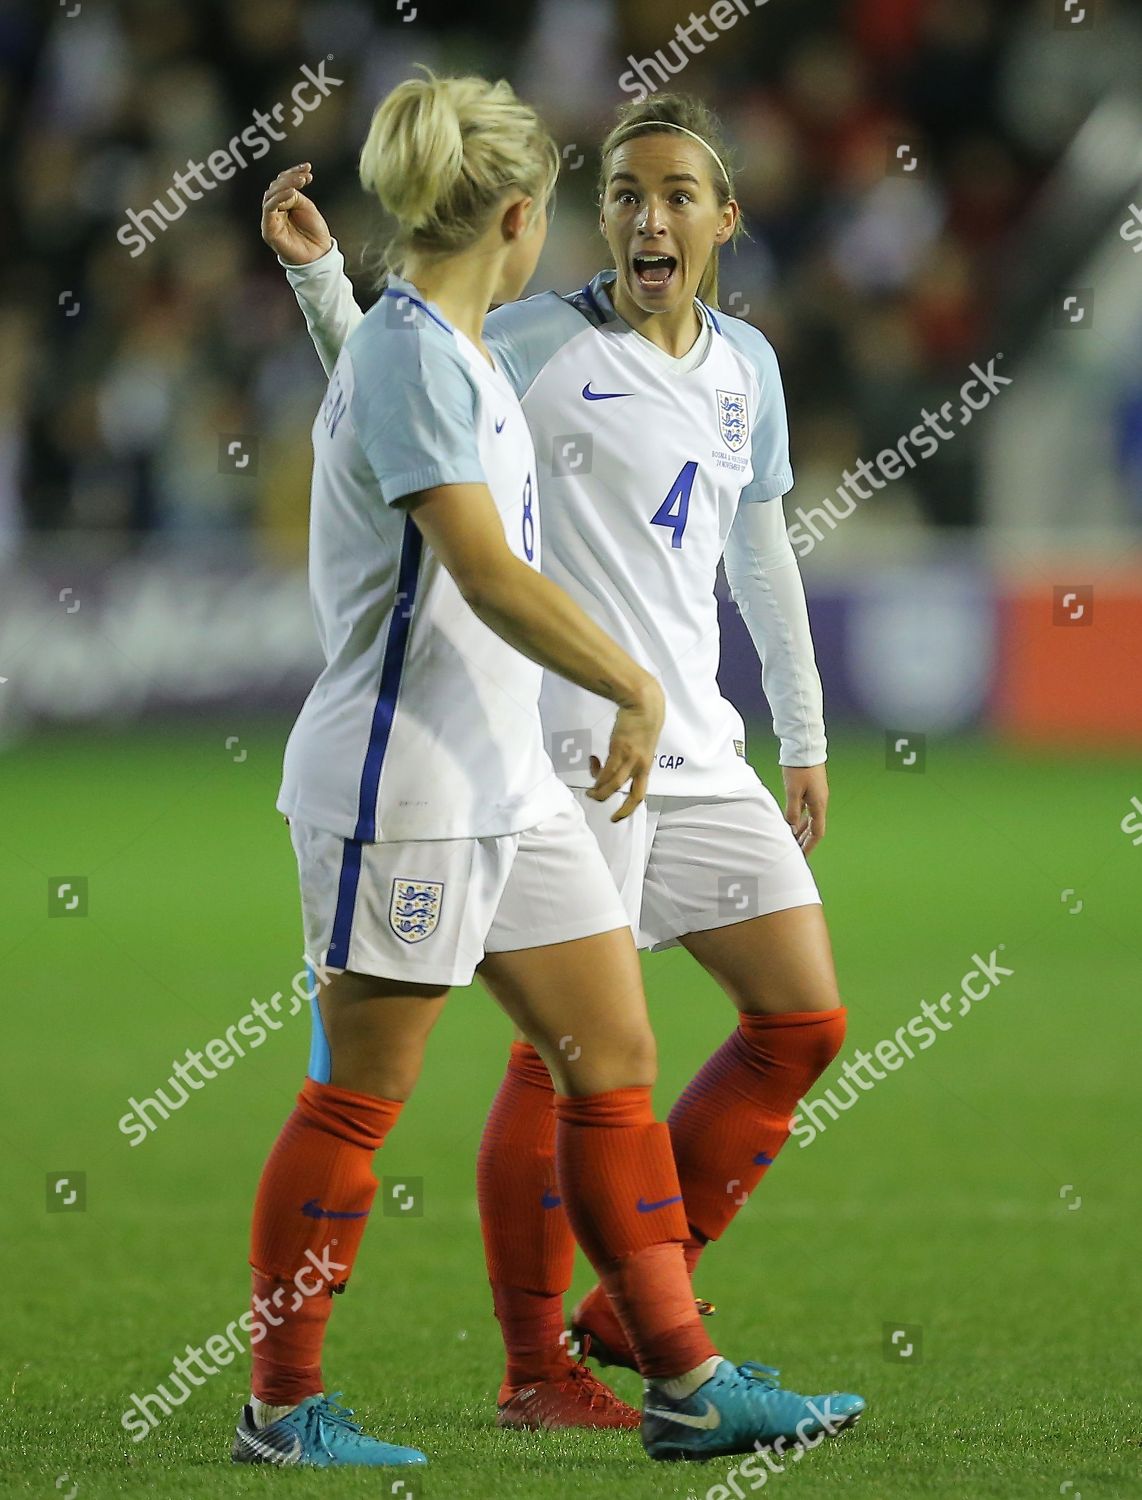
261;162;333;266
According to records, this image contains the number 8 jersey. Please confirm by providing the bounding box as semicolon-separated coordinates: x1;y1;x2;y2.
278;276;567;844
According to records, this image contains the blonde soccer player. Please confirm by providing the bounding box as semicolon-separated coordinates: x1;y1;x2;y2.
254;84;864;1460
240;73;862;1470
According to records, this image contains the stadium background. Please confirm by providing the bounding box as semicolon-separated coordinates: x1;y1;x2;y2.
2;1;1139;1496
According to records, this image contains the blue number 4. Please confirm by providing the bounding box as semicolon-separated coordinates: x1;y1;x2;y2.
650;461;697;549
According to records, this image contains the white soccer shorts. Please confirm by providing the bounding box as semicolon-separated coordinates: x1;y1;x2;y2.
289;797;631;988
573;772;821;952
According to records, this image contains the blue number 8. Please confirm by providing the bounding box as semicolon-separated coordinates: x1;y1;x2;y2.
522;474;535;561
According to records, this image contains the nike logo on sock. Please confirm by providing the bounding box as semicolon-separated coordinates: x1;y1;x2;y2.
753;1150;775;1166
495;416;507;432
636;1194;683;1214
301;1199;369;1220
540;1189;562;1209
644;1399;721;1431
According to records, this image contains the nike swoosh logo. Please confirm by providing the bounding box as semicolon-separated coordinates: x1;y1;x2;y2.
636;1194;683;1214
582;382;631;401
644;1399;721;1431
301;1198;369;1220
753;1150;775;1166
243;1424;304;1463
541;1189;562;1209
495;416;507;432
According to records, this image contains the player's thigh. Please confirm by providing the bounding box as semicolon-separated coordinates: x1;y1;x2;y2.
479;802;656;1095
504;786;651;1044
680;903;840;1016
481;930;654;1096
642;783;838;1014
315;968;449;1099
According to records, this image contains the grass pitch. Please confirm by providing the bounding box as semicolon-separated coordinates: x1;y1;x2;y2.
1;725;1139;1498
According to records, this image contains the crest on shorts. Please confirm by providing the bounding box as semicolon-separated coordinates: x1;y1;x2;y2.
389;879;444;943
717;389;749;452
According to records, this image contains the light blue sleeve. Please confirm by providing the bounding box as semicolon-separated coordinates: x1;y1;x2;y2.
485;291;591;399
346;308;487;507
719;317;795;503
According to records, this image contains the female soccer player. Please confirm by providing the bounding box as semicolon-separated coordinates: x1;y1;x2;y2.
264;91;861;1435
239;73;862;1470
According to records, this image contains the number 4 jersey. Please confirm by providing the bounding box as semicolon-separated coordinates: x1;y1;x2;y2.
488;270;794;795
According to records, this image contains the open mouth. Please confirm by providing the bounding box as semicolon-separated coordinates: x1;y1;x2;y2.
632;253;678;292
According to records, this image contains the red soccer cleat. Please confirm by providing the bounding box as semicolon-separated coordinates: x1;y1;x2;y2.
570;1285;716;1372
495;1342;641;1430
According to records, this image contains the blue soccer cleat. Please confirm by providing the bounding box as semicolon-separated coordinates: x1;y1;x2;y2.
642;1360;865;1462
231;1392;428;1468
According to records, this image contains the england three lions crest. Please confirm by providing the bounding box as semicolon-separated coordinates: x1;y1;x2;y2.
389;879;444;943
717;389;750;452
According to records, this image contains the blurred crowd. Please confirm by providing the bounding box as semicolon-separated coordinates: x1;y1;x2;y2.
3;0;1140;560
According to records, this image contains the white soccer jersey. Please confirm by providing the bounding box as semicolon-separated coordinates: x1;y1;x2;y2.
277;275;568;843
487;272;793;794
286;253;819;797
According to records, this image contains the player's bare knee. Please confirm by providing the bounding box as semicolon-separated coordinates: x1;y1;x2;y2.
740;975;841;1016
329;1052;422;1101
623;1021;658;1088
821;1002;847;1063
765;978;840;1014
573;1024;657;1095
733;942;842;1016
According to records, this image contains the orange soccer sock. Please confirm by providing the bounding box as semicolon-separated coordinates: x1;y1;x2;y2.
669;1007;847;1268
248;1077;402;1407
555;1088;717;1380
477;1042;575;1399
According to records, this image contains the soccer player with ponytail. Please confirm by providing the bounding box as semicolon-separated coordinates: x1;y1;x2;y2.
255;82;864;1463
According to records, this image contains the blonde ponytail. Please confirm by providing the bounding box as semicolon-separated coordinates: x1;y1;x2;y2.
360;69;559;270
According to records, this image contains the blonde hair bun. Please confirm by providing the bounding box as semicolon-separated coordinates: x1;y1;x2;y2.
360;69;559;264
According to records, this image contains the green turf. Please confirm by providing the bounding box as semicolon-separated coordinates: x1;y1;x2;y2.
1;725;1139;1497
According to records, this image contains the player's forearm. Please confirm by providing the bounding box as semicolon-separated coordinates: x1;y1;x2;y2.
746;560;827;766
724;502;827;766
284;241;364;377
465;559;658;711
